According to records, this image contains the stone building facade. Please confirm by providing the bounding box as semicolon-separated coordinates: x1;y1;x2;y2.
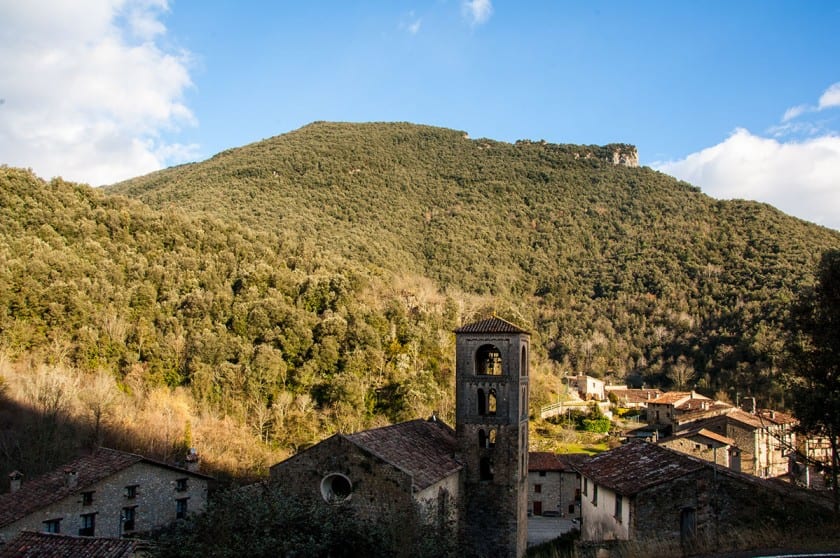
577;441;831;548
0;448;211;543
269;418;461;529
527;452;584;519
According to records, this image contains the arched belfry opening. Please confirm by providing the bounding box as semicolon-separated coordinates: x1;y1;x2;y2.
476;344;503;376
454;316;530;558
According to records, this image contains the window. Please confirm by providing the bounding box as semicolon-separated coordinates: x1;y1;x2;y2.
43;519;61;534
79;513;95;536
488;389;497;415
480;457;494;481
122;506;136;531
575;488;581;501
488;429;496;448
124;485;138;499
175;478;188;492
81;491;94;506
614;495;623;522
583;478;588;496
521;345;528;377
534;484;542;493
476;345;502;375
539;471;546;477
320;473;352;503
568;503;576;514
477;388;486;416
593;484;598;506
176;498;189;519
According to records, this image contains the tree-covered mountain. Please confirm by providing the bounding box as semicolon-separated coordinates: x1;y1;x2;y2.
111;122;840;400
1;121;839;477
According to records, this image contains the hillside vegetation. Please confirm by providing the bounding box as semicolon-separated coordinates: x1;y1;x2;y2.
2;121;839;478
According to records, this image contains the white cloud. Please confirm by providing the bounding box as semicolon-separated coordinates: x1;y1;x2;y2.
654;128;840;230
818;82;840;110
462;0;493;26
0;0;196;186
400;11;422;35
779;81;840;124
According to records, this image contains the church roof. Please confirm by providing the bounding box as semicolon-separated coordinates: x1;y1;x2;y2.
454;316;529;334
346;418;461;491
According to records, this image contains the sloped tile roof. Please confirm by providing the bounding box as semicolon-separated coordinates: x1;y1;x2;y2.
576;440;705;496
0;531;137;558
648;391;709;405
454;316;529;334
606;388;663;405
757;409;798;426
0;448;211;528
346;418;462;491
529;452;590;472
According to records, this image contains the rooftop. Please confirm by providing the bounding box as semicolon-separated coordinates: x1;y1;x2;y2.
0;531;137;558
346;418;462;491
576;440;705;495
529;452;589;472
454;316;529;335
648;391;710;406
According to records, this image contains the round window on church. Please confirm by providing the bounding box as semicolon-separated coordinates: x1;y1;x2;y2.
320;473;353;503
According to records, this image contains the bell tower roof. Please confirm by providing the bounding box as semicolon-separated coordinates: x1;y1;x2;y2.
454;316;529;335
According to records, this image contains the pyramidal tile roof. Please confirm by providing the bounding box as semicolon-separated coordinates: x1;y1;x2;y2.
454;316;529;334
346;418;462;491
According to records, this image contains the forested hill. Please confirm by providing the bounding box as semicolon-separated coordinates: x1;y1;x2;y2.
2;122;840;477
111;122;840;398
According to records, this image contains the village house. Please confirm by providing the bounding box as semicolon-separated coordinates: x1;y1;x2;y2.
657;426;736;468
679;408;793;478
570;375;606;401
527;452;587;519
645;391;721;430
270;316;532;558
575;440;831;552
0;531;141;558
0;447;211;543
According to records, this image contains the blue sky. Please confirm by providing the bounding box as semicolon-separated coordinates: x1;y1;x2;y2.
2;1;839;229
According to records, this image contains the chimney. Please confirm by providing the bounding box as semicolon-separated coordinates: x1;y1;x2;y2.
64;469;78;489
185;448;200;473
8;471;22;494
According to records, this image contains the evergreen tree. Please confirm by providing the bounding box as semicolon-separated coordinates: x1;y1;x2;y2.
786;249;840;514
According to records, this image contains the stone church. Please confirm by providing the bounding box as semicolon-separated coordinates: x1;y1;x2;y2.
270;316;530;558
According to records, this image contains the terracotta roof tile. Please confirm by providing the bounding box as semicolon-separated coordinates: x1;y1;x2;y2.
757;409;798;425
0;531;137;558
577;441;705;495
346;418;461;491
648;391;709;405
454;317;529;334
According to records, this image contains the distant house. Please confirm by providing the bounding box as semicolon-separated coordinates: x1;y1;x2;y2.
0;531;140;558
270;418;462;527
576;441;831;549
657;426;736;468
684;408;793;478
570;375;606;401
0;447;211;543
527;452;587;518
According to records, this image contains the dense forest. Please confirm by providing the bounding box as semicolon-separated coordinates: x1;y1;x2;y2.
2;121;839;480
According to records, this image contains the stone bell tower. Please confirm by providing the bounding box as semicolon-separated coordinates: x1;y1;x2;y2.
455;316;529;558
